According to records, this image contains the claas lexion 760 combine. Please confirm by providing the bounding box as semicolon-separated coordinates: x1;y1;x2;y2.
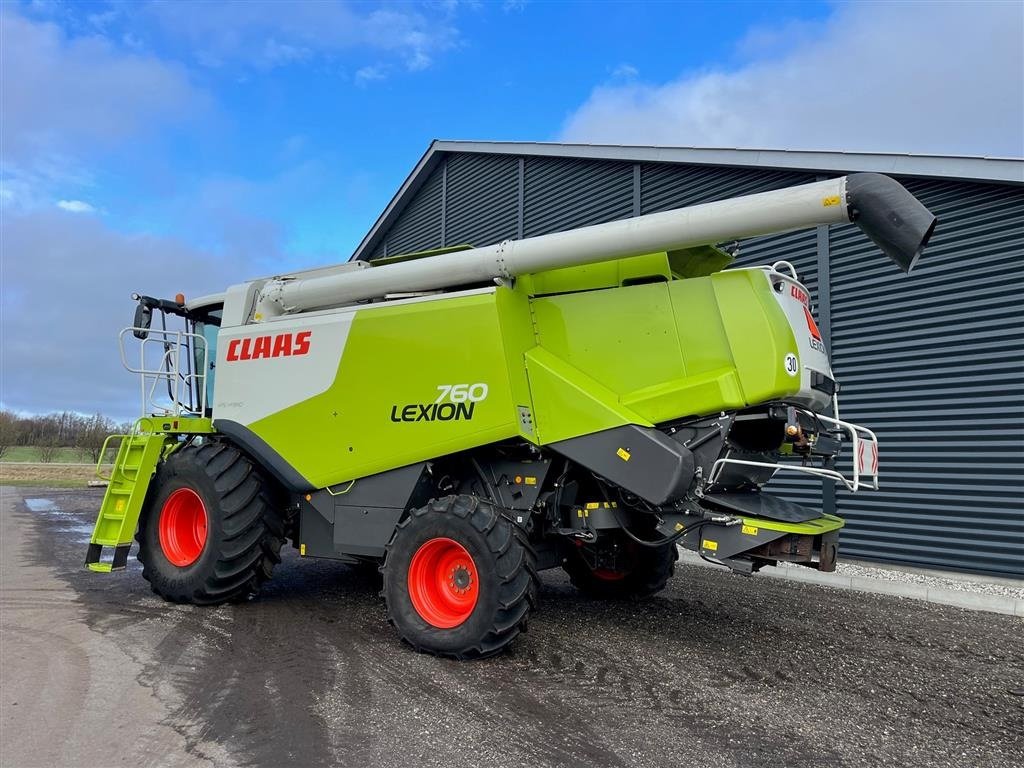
87;173;935;658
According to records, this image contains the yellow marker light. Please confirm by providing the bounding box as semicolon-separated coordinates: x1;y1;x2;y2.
786;425;800;437
175;292;186;305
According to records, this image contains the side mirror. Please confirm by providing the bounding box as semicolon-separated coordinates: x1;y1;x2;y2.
133;302;152;340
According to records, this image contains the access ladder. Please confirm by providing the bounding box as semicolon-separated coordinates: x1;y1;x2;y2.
85;431;167;572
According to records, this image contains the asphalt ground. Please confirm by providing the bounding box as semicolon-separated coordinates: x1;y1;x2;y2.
1;486;1021;768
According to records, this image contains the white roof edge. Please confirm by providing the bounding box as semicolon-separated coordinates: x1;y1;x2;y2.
185;292;227;312
433;141;1024;183
350;140;1024;261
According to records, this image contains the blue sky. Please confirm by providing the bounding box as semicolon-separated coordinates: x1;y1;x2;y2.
5;0;839;265
1;0;1021;418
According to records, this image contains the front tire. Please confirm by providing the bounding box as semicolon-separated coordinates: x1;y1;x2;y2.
137;441;285;605
383;495;538;659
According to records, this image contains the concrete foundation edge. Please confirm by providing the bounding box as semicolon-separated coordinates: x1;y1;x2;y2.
676;548;1024;617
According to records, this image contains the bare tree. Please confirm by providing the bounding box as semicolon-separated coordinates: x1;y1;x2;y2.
37;438;61;463
76;414;116;464
0;410;17;461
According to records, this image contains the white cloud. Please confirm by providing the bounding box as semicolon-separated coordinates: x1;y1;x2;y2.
0;11;201;162
561;2;1024;156
611;63;639;79
146;1;459;73
0;211;266;420
56;199;96;214
0;9;204;210
355;65;387;86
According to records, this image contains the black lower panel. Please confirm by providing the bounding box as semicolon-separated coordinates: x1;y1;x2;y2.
300;462;434;560
550;424;695;506
701;492;820;523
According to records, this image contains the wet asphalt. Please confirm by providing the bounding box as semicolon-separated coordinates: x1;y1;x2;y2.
1;486;1021;768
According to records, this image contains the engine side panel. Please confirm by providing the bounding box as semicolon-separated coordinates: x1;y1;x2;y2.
211;263;820;490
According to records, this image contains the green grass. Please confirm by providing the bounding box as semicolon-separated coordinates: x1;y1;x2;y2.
0;446;88;463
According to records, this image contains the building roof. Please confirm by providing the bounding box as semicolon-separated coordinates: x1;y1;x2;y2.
351;140;1024;261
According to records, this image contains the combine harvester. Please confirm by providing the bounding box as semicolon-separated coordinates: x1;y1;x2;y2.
87;173;935;658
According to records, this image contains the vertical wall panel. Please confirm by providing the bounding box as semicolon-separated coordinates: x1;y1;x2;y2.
641;163;813;213
383;165;444;257
445;153;519;247
829;179;1024;576
524;157;633;236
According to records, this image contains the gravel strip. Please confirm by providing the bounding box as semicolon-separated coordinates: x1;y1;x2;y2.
770;559;1024;600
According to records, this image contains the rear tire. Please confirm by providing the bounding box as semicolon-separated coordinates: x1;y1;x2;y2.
137;441;285;605
563;536;677;599
382;495;538;659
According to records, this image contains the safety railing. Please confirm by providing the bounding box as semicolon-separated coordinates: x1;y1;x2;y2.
119;327;207;418
707;409;879;493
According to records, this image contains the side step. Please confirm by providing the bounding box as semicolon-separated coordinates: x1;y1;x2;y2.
85;432;167;572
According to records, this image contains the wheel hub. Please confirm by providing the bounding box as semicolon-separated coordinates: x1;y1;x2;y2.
449;565;472;593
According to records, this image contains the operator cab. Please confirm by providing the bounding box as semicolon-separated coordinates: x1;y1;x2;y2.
129;292;224;417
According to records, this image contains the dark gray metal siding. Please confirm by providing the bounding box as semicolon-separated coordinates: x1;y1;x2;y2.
640;163;813;212
524;157;633;237
829;179;1024;576
368;150;1023;577
376;165;444;258
445;153;519;248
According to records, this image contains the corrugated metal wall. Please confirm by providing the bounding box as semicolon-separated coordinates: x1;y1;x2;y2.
368;151;1024;577
524;158;633;237
446;153;519;248
374;165;443;259
829;178;1024;576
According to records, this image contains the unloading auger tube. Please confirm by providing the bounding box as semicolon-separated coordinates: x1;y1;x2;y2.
254;172;935;317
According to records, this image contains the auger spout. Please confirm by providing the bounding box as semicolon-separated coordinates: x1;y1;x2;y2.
254;173;935;317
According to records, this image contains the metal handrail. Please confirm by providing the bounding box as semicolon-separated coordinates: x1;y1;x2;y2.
118;327;208;417
707;409;880;493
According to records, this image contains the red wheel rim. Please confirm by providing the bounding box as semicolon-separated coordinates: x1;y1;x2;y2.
158;488;208;567
407;537;479;628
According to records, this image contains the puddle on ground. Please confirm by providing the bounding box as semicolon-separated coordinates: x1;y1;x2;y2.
25;498;94;540
25;498;58;512
53;523;98;541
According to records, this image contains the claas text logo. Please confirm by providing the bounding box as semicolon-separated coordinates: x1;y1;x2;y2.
225;331;311;362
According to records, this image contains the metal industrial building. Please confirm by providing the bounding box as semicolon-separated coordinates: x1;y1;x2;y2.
350;141;1024;578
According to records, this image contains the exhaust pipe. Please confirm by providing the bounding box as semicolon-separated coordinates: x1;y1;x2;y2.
846;173;936;273
253;174;936;317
